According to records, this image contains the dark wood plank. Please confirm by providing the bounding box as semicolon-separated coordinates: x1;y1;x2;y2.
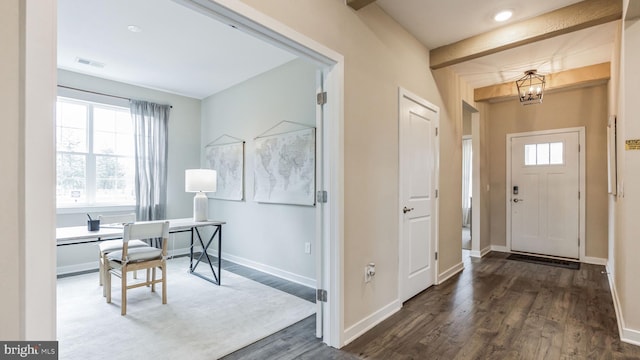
223;251;640;359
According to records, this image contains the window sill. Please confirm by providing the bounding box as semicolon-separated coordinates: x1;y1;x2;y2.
56;204;136;215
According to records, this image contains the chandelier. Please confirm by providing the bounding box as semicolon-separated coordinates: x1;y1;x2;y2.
516;70;545;105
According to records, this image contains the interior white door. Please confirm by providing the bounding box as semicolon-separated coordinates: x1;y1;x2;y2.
399;90;437;303
510;131;580;259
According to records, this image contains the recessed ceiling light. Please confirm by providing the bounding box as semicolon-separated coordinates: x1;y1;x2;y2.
494;10;513;22
127;25;142;33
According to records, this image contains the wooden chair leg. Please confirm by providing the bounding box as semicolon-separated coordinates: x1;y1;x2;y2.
151;267;156;292
121;268;127;316
102;254;109;297
99;258;103;286
105;268;112;304
161;263;167;304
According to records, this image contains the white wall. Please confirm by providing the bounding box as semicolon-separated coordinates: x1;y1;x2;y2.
201;59;317;286
0;0;57;340
56;70;202;274
612;1;640;344
0;0;22;338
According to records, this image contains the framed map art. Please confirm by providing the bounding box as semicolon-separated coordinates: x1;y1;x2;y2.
253;127;315;206
205;139;245;201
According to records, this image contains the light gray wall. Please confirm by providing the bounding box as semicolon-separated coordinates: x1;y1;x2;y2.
201;59;317;285
56;69;201;273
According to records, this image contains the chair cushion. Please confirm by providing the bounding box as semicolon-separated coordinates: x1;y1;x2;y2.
107;246;163;263
99;239;148;254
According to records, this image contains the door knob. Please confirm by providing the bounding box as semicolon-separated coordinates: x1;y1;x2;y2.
513;198;524;203
403;206;414;213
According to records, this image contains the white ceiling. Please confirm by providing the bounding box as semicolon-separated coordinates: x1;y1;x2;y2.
376;0;617;88
59;0;617;97
57;0;297;99
376;0;584;50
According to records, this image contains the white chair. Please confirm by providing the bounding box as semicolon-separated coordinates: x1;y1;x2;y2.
105;221;170;315
97;214;149;289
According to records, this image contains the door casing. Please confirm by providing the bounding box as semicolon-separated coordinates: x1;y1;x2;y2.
505;127;586;261
398;87;440;303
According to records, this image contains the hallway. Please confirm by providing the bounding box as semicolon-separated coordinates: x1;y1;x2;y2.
225;251;640;359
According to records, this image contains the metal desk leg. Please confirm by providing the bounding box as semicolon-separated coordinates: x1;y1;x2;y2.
189;227;194;272
189;225;221;285
218;226;222;284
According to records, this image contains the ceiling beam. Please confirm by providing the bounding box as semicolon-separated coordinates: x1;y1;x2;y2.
430;0;622;69
347;0;377;11
474;62;611;102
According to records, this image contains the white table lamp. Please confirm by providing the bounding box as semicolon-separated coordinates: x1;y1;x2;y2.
185;169;217;222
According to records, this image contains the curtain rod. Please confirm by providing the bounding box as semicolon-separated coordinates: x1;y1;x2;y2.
57;85;173;108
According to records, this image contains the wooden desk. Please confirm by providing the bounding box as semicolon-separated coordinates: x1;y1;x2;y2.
56;218;226;285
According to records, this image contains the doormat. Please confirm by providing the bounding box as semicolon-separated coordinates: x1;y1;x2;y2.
507;253;580;270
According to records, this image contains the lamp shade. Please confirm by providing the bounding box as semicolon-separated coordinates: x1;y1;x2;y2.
185;169;217;193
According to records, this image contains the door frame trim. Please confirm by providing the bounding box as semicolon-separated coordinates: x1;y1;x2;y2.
182;0;346;347
505;127;586;261
397;87;440;304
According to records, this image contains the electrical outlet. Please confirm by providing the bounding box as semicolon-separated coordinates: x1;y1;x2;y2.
364;262;376;283
305;242;311;254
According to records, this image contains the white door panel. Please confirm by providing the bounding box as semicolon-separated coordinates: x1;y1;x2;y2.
400;90;438;303
409;216;431;276
510;131;579;259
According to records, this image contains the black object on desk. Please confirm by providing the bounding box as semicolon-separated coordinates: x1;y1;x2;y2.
87;219;100;231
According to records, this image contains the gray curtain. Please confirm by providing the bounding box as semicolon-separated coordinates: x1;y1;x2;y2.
130;100;170;222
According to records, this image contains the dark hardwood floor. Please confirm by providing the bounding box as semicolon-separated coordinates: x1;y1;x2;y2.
220;257;316;303
224;251;640;359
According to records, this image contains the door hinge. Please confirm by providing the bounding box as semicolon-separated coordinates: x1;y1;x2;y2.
435;189;439;198
317;92;327;105
435;127;439;136
578;191;580;199
578;237;580;246
317;289;328;302
435;252;438;260
316;190;328;203
579;144;581;152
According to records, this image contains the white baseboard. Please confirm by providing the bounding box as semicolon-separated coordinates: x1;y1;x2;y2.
470;246;491;258
583;256;607;265
167;247;193;258
438;261;464;284
607;263;624;341
343;300;401;346
57;261;97;276
606;263;640;346
56;247;193;276
622;327;640;346
490;245;510;253
215;251;316;288
481;246;491;257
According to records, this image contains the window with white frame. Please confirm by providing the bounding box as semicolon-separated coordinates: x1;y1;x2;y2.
56;97;135;207
524;142;564;166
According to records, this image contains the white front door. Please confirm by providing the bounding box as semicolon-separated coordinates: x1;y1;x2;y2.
510;131;580;259
399;89;438;303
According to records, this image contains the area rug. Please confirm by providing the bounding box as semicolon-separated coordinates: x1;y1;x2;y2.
507;253;580;270
57;257;316;360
